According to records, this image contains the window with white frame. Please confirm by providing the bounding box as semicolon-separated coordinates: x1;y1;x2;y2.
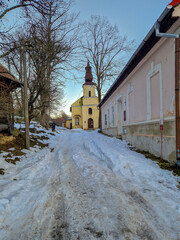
75;117;79;125
111;106;114;126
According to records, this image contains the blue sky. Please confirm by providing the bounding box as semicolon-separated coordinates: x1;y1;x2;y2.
63;0;170;115
4;0;171;116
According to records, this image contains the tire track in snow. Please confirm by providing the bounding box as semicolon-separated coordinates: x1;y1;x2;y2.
84;136;180;240
54;131;180;240
53;133;165;240
1;130;179;239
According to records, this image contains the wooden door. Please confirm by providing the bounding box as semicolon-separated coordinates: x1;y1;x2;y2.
88;118;93;129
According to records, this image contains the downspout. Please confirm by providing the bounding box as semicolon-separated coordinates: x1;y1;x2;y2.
155;20;180;165
175;38;180;166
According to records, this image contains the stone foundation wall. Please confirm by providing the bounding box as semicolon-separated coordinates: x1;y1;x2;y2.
102;127;118;137
102;119;176;163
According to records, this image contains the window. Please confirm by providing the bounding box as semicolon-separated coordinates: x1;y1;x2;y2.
88;108;92;114
75;117;79;125
111;106;114;126
124;110;126;121
107;109;110;126
105;114;107;125
89;91;91;97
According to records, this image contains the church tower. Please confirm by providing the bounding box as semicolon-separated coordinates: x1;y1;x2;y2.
70;61;99;130
82;61;99;129
83;61;96;97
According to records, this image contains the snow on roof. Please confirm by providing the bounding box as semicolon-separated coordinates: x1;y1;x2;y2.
66;117;72;121
0;64;22;87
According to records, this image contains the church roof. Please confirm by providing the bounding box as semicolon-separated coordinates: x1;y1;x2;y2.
83;61;95;86
83;81;95;86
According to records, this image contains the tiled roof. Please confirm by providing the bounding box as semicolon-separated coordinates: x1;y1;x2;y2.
168;0;180;7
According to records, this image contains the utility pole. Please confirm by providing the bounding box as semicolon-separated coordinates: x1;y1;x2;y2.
20;47;24;112
23;44;30;149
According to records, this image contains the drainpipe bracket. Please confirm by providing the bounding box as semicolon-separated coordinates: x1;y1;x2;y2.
155;21;180;38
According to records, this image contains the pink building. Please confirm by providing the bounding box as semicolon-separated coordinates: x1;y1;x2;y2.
99;3;180;164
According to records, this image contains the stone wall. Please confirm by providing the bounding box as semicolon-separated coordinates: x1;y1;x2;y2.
102;119;176;163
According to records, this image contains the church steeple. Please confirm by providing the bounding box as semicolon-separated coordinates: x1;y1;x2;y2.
84;61;94;85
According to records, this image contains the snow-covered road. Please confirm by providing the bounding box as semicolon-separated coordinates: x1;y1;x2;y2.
0;128;180;240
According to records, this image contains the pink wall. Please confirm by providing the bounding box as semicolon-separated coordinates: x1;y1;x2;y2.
101;37;175;129
151;73;160;120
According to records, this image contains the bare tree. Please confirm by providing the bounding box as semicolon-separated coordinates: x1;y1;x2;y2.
4;0;78;126
80;15;134;102
0;0;50;58
0;0;50;20
26;0;78;126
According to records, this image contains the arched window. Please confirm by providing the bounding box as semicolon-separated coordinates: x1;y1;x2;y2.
89;91;91;97
88;108;92;115
75;117;79;125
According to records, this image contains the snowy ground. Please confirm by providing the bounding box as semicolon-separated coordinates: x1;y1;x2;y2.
0;127;180;240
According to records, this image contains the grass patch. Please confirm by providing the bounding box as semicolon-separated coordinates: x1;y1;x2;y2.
158;161;180;176
49;133;55;136
5;157;20;165
116;135;123;140
21;128;46;135
97;130;113;138
133;149;160;162
0;168;5;175
129;146;180;176
0;131;49;170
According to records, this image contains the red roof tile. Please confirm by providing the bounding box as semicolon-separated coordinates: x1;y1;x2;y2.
168;0;180;7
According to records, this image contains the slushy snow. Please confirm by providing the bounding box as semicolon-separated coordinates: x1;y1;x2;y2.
0;128;180;240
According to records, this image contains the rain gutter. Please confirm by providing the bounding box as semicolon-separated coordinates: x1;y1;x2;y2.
98;7;177;107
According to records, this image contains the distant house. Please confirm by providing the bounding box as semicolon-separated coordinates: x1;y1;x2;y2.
99;3;180;164
70;62;99;130
66;117;72;129
0;64;22;134
52;116;67;127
